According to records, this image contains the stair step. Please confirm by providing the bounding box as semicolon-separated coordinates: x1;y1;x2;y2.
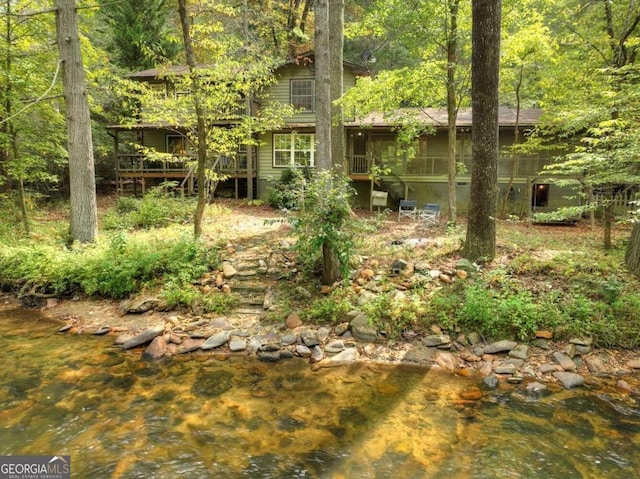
232;307;265;316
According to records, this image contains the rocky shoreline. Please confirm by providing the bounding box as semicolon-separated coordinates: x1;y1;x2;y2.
47;296;640;396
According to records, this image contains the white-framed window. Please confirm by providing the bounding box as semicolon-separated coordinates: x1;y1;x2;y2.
273;133;315;168
290;79;315;111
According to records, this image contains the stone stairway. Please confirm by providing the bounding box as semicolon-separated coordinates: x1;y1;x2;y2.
218;236;292;322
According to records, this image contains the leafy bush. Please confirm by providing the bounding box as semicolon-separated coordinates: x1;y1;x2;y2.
293;170;357;280
267;167;309;210
102;188;195;230
303;288;353;323
0;234;220;300
362;291;427;338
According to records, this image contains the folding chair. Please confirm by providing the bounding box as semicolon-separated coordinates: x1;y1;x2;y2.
398;200;418;221
419;203;440;226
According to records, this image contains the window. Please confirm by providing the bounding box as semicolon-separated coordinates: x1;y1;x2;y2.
166;135;187;155
273;133;315;167
290;79;315;111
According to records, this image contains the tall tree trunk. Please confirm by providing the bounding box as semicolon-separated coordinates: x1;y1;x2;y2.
446;0;460;224
500;62;524;219
625;222;640;277
54;0;98;243
314;0;331;170
329;0;344;171
314;0;339;284
603;183;613;249
178;0;208;239
464;0;501;262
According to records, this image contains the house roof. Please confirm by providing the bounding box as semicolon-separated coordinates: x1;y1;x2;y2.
346;107;543;128
125;51;369;81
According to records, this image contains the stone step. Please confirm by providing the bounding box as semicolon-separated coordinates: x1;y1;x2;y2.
231;307;265;316
227;281;269;294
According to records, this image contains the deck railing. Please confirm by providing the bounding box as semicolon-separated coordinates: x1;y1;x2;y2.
117;153;256;175
346;154;547;177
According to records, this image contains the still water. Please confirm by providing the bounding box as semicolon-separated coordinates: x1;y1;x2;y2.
0;307;638;478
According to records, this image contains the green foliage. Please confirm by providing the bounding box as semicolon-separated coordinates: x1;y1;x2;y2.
0;234;220;300
162;282;238;314
303;288;353;323
102;189;195;230
293;171;357;280
267;167;309;210
362;291;427;339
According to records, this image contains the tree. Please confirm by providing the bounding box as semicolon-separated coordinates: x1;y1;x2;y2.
626;220;640;278
124;0;292;239
55;0;98;243
531;0;640;249
341;0;472;222
464;0;501;261
100;0;180;71
0;0;66;234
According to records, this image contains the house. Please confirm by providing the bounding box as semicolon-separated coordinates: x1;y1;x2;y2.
108;52;575;216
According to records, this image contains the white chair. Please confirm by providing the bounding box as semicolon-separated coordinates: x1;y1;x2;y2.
419;203;440;226
398;200;418;221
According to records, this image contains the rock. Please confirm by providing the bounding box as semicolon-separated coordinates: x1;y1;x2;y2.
584;355;608;374
280;333;297;346
468;332;482;345
350;314;378;342
439;273;453;284
309;346;325;363
285;313;303;329
507;376;523;384
258;351;281;362
532;339;551;350
575;345;592;355
627;359;640;369
616;380;634;394
93;326;110;336
563;343;577;358
391;259;408;274
177;338;204;354
540;364;560;374
553;371;585;389
423;334;451;347
325;340;346;354
296;345;312;358
334;322;350;336
456;270;468;279
553;351;577;371
484;340;517;354
460;351;482;362
483;375;499;389
319;285;332;295
535;330;553;339
201;331;231;350
317;348;359;367
478;361;493;376
58;324;72;333
120;297;159;315
215;273;224;287
301;329;320;347
459;388;483;401
359;268;375;280
259;343;280;352
504;358;524;368
569;337;593;346
142;336;167;360
221;284;232;294
429;269;442;279
222;262;237;278
526;381;548;393
229;339;246;352
495;364;518;375
435;351;456;372
121;324;165;349
508;344;531;361
404;343;436;363
318;327;331;343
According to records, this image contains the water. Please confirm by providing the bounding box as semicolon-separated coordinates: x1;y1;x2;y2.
0;307;639;478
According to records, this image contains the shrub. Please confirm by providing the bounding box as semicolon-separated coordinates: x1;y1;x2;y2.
267;167;309;210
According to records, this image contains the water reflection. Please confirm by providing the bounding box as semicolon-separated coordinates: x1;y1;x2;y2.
0;307;638;478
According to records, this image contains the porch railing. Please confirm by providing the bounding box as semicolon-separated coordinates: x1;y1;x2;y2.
117;153;256;175
346;154;547;177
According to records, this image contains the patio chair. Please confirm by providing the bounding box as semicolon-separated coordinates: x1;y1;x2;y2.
398;200;418;221
419;203;441;226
